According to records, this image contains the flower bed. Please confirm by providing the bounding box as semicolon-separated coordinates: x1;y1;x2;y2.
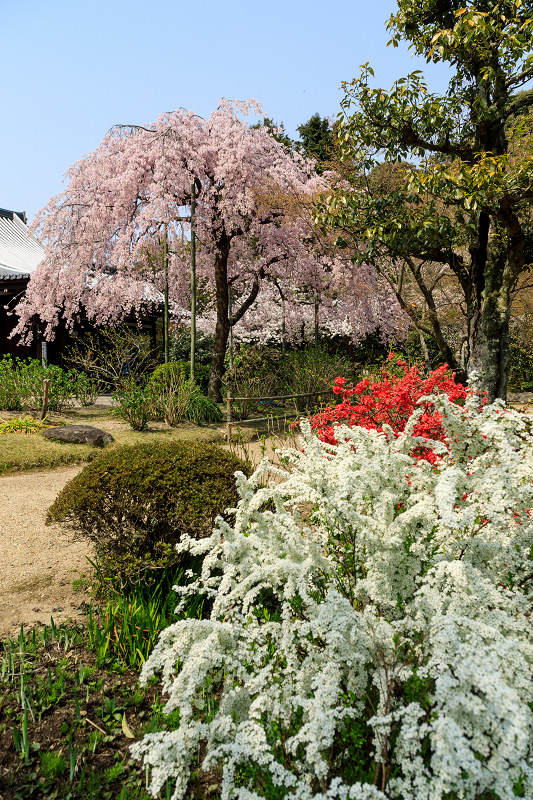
309;357;468;463
132;393;533;800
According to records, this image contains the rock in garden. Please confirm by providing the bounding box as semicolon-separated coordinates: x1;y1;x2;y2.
42;425;114;448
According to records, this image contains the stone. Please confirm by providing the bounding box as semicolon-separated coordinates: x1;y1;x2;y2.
42;425;114;448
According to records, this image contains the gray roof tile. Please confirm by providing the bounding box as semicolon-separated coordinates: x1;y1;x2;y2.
0;210;44;280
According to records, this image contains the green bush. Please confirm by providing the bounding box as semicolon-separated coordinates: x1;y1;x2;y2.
73;372;102;406
184;387;222;424
151;360;211;393
279;346;355;409
149;363;221;425
0;356;21;410
46;441;249;589
112;379;154;430
168;329;214;366
508;325;533;391
223;345;355;416
0;356;76;412
149;361;187;388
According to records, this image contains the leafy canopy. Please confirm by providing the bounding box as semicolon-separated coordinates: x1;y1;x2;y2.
316;0;533;400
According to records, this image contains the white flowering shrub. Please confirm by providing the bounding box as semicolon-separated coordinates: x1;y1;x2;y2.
131;395;533;800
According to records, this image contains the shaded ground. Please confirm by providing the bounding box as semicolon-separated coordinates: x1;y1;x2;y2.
0;622;205;800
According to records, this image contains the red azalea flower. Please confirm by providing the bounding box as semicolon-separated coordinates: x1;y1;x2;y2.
309;362;469;462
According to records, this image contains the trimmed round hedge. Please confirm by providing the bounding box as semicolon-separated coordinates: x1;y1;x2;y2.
46;440;250;589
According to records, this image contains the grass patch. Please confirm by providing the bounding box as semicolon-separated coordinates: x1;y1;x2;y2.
0;434;97;476
0;403;225;476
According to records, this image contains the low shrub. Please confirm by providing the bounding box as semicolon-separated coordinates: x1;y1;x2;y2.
149;361;187;388
224;345;354;417
184;387;222;424
46;440;250;590
309;356;467;462
133;397;533;800
167;360;211;392
280;345;355;409
149;364;221;425
223;346;284;419
73;371;102;406
0;356;21;410
112;379;154;431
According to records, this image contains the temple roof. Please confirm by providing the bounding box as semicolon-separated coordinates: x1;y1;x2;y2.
0;209;44;281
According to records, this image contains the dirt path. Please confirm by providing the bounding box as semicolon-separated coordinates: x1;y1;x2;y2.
0;433;296;642
0;466;93;640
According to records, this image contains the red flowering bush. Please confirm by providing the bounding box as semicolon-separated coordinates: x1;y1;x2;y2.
309;356;468;462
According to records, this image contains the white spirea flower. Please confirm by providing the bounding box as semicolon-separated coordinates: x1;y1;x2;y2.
131;399;533;800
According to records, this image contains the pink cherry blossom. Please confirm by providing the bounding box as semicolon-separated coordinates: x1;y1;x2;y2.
14;100;403;398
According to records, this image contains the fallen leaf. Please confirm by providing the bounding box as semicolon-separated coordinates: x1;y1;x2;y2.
121;713;135;738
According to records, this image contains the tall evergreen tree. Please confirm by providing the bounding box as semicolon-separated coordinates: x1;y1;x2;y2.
319;0;533;400
297;113;335;169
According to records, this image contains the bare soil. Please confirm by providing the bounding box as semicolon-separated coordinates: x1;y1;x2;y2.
0;465;92;639
0;417;295;641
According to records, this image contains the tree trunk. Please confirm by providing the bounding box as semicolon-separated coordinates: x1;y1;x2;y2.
467;230;512;402
468;291;511;402
208;246;230;402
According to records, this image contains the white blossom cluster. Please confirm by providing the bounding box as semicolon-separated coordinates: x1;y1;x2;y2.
131;395;533;800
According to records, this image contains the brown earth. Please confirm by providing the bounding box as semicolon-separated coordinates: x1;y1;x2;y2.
0;465;91;639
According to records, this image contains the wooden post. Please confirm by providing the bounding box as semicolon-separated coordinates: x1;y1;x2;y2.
40;379;50;421
226;391;232;443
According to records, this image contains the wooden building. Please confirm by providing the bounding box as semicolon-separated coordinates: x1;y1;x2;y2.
0;208;46;360
0;208;159;365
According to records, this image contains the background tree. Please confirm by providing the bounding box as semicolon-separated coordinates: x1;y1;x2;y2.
319;0;533;400
297;113;335;171
250;117;294;149
15;101;330;401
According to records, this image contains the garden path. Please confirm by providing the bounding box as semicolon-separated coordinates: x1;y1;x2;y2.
0;434;295;642
0;466;91;640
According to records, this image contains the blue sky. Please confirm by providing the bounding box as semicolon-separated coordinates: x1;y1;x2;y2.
2;0;451;223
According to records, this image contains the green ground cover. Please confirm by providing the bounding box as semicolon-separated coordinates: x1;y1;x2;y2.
0;404;225;476
0;583;215;800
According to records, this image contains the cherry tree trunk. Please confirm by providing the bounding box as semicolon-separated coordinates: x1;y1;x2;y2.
208;243;231;402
